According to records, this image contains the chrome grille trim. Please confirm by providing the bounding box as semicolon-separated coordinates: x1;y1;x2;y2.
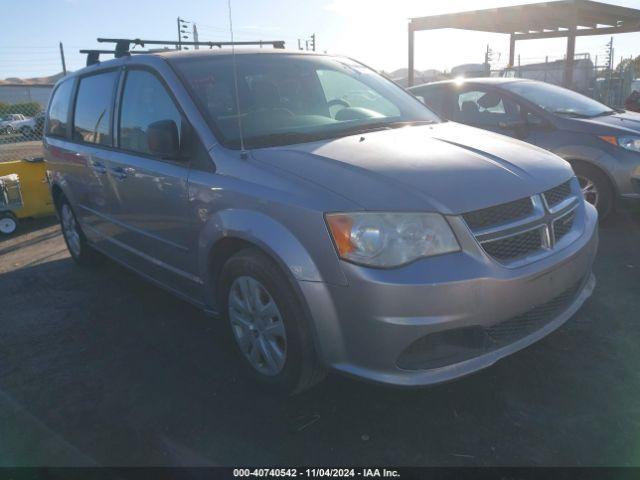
463;197;534;231
462;180;581;266
542;180;572;211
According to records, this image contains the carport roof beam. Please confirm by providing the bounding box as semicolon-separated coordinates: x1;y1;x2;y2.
407;0;640;87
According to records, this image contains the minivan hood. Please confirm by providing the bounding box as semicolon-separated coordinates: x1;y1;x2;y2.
569;110;640;135
251;122;574;214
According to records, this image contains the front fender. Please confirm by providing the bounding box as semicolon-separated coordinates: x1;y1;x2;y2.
197;208;329;286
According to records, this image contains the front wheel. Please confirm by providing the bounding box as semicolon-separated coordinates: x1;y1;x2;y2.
58;198;102;266
218;248;325;394
571;162;614;220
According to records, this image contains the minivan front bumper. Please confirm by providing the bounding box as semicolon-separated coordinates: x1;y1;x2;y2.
298;202;598;386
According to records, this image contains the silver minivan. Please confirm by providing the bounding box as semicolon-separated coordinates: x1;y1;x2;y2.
45;49;598;393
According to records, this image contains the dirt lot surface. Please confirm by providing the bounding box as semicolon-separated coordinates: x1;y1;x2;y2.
1;207;639;466
0;140;43;163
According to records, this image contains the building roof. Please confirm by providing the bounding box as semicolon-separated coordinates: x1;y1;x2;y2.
409;0;640;40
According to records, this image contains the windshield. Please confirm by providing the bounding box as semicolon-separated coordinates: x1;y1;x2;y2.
502;81;614;118
171;53;440;148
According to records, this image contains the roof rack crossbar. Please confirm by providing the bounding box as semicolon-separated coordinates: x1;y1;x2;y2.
96;37;285;56
79;48;151;66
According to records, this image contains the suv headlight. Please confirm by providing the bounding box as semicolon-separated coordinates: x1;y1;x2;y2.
325;212;460;268
618;136;640;153
600;135;640;153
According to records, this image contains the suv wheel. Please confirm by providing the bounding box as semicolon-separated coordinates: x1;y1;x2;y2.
20;126;32;137
0;212;17;235
571;162;613;220
58;198;101;266
219;248;325;394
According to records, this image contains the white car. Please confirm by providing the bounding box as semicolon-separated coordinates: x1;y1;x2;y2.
0;113;37;136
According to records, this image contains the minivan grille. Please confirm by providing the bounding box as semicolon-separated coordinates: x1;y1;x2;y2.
462;180;579;265
463;197;533;230
482;228;543;261
553;210;576;243
543;180;571;208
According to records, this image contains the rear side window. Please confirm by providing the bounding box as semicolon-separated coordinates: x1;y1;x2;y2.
118;69;183;156
73;71;119;146
412;85;449;116
453;88;520;127
46;80;74;137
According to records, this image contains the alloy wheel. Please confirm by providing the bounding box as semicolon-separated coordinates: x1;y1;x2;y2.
577;175;599;208
228;275;287;376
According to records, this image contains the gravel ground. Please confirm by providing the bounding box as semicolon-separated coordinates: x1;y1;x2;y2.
0;140;43;163
1;207;639;466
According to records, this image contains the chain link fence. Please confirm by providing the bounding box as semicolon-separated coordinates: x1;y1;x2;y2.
0;100;46;163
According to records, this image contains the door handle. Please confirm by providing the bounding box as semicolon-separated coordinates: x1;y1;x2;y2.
91;160;107;174
110;166;128;180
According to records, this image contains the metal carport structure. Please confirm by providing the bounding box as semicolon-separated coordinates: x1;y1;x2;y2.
408;0;640;87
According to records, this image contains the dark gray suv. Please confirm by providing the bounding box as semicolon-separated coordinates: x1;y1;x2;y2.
409;78;640;219
44;50;597;393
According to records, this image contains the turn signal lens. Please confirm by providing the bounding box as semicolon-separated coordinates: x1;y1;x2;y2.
326;214;355;256
598;135;618;146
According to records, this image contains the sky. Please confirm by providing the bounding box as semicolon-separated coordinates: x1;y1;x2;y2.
1;0;639;79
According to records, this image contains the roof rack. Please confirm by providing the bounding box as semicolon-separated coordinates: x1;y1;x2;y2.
80;49;150;66
80;38;286;66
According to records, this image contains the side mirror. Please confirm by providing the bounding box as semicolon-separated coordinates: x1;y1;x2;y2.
147;119;180;159
416;95;426;104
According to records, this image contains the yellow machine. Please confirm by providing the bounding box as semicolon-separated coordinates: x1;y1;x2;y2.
0;158;55;234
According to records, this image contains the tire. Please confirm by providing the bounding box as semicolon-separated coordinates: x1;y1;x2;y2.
57;197;102;266
0;212;18;235
20;126;32;138
218;248;325;394
570;162;614;220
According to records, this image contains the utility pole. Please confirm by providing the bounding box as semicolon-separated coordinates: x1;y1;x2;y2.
193;24;199;49
298;34;316;51
177;17;182;50
177;17;192;50
606;36;614;104
484;44;492;75
59;42;67;75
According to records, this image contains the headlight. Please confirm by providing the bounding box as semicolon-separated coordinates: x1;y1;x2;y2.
325;212;460;268
618;136;640;153
600;135;640;153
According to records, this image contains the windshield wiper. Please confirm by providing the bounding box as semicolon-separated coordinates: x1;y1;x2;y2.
240;131;326;148
590;110;616;117
335;120;437;137
231;120;439;148
551;110;591;118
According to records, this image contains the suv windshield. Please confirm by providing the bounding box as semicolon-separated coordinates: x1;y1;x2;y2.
171;53;439;148
502;81;614;118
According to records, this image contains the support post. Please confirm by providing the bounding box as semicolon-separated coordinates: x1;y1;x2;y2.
193;24;199;49
408;23;415;87
563;27;576;88
508;34;515;67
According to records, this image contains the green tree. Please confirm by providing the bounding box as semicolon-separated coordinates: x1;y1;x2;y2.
0;101;42;117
